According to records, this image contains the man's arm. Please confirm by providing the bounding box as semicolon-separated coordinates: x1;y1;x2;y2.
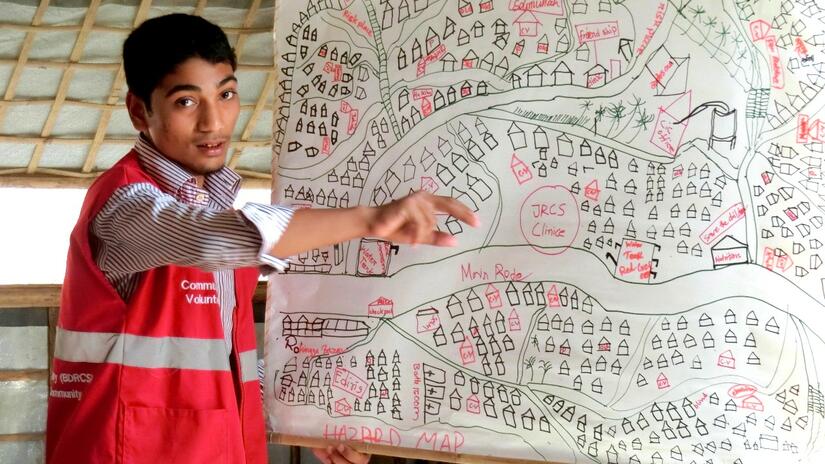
268;191;479;258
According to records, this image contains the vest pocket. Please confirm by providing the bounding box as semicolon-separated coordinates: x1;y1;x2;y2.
122;405;228;464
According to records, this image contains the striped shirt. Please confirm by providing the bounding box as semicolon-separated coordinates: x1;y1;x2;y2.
91;135;293;353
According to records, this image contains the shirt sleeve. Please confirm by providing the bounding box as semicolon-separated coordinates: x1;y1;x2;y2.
91;183;294;279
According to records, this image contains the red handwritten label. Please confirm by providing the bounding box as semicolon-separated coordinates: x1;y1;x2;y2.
416;309;441;333
416;431;465;453
616;239;655;282
508;0;564;15
333;367;368;398
323;424;402;446
701;202;746;244
520;185;580;255
764;36;784;89
368;297;394;317
575;21;619;44
416;44;446;77
728;384;757;399
637;3;666;55
342;9;373;37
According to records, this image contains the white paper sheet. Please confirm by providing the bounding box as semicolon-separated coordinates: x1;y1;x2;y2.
266;1;825;461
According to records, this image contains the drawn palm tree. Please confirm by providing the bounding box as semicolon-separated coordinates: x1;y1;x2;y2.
537;360;554;383
523;355;536;382
683;5;706;38
711;23;731;58
616;94;645;139
627;108;655;143
593;105;606;134
701;16;718;46
578;100;593;125
674;0;692;18
606;101;627;138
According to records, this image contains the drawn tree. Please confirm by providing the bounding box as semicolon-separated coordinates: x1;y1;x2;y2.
593;105;606;135
606;101;627;138
523;355;536;382
626;108;655;143
537;360;554;383
616;95;645;139
683;5;706;38
578;100;593;124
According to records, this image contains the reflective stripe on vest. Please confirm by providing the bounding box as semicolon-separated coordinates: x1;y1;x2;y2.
54;327;230;372
239;349;258;383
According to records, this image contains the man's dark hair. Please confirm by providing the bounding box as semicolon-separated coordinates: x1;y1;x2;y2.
123;14;237;111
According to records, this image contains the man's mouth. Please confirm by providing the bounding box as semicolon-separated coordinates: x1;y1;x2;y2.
196;141;226;155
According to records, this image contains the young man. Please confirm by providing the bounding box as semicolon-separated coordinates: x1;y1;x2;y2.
46;14;477;464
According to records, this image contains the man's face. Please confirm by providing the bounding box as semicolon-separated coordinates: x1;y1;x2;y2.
128;57;240;175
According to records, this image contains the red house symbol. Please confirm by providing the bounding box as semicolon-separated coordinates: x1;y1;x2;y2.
546;285;561;308
334;398;353;416
511;153;533;185
740;395;764;411
416;308;441;334
597;337;611;352
749;19;771;41
508;309;522;331
656;373;670;389
420;176;439;193
585;179;601;201
485;284;502;308
514;11;540;37
458;0;473;16
466;394;481;414
368;297;394;317
717;350;736;369
459;337;476;365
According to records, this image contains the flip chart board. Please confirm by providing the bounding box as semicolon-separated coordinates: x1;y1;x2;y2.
266;0;825;461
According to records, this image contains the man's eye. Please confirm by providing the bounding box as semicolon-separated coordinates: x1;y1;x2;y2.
222;90;237;100
177;97;195;107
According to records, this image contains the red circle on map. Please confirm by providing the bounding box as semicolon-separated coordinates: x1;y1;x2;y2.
520;185;580;255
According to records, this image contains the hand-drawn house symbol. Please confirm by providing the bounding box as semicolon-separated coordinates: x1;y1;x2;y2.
645;46;689;96
466;394;480;414
551;61;572;86
656;373;670;389
357;239;399;276
711;235;749;268
585;64;608;88
416;308;440;334
514;10;540;37
484;284;502;308
368;297;394;317
526;64;546;87
508;309;521;331
529;32;548;54
741;395;764;411
507;122;527;149
717;350;736;369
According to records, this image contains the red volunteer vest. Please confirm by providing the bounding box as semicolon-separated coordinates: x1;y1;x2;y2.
47;151;267;463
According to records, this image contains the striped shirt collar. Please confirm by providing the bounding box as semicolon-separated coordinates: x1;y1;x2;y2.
134;134;241;209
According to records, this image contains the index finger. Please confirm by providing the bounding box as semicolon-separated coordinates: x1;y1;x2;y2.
430;195;480;227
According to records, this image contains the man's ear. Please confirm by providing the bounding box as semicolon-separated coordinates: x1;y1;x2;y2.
125;91;150;132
